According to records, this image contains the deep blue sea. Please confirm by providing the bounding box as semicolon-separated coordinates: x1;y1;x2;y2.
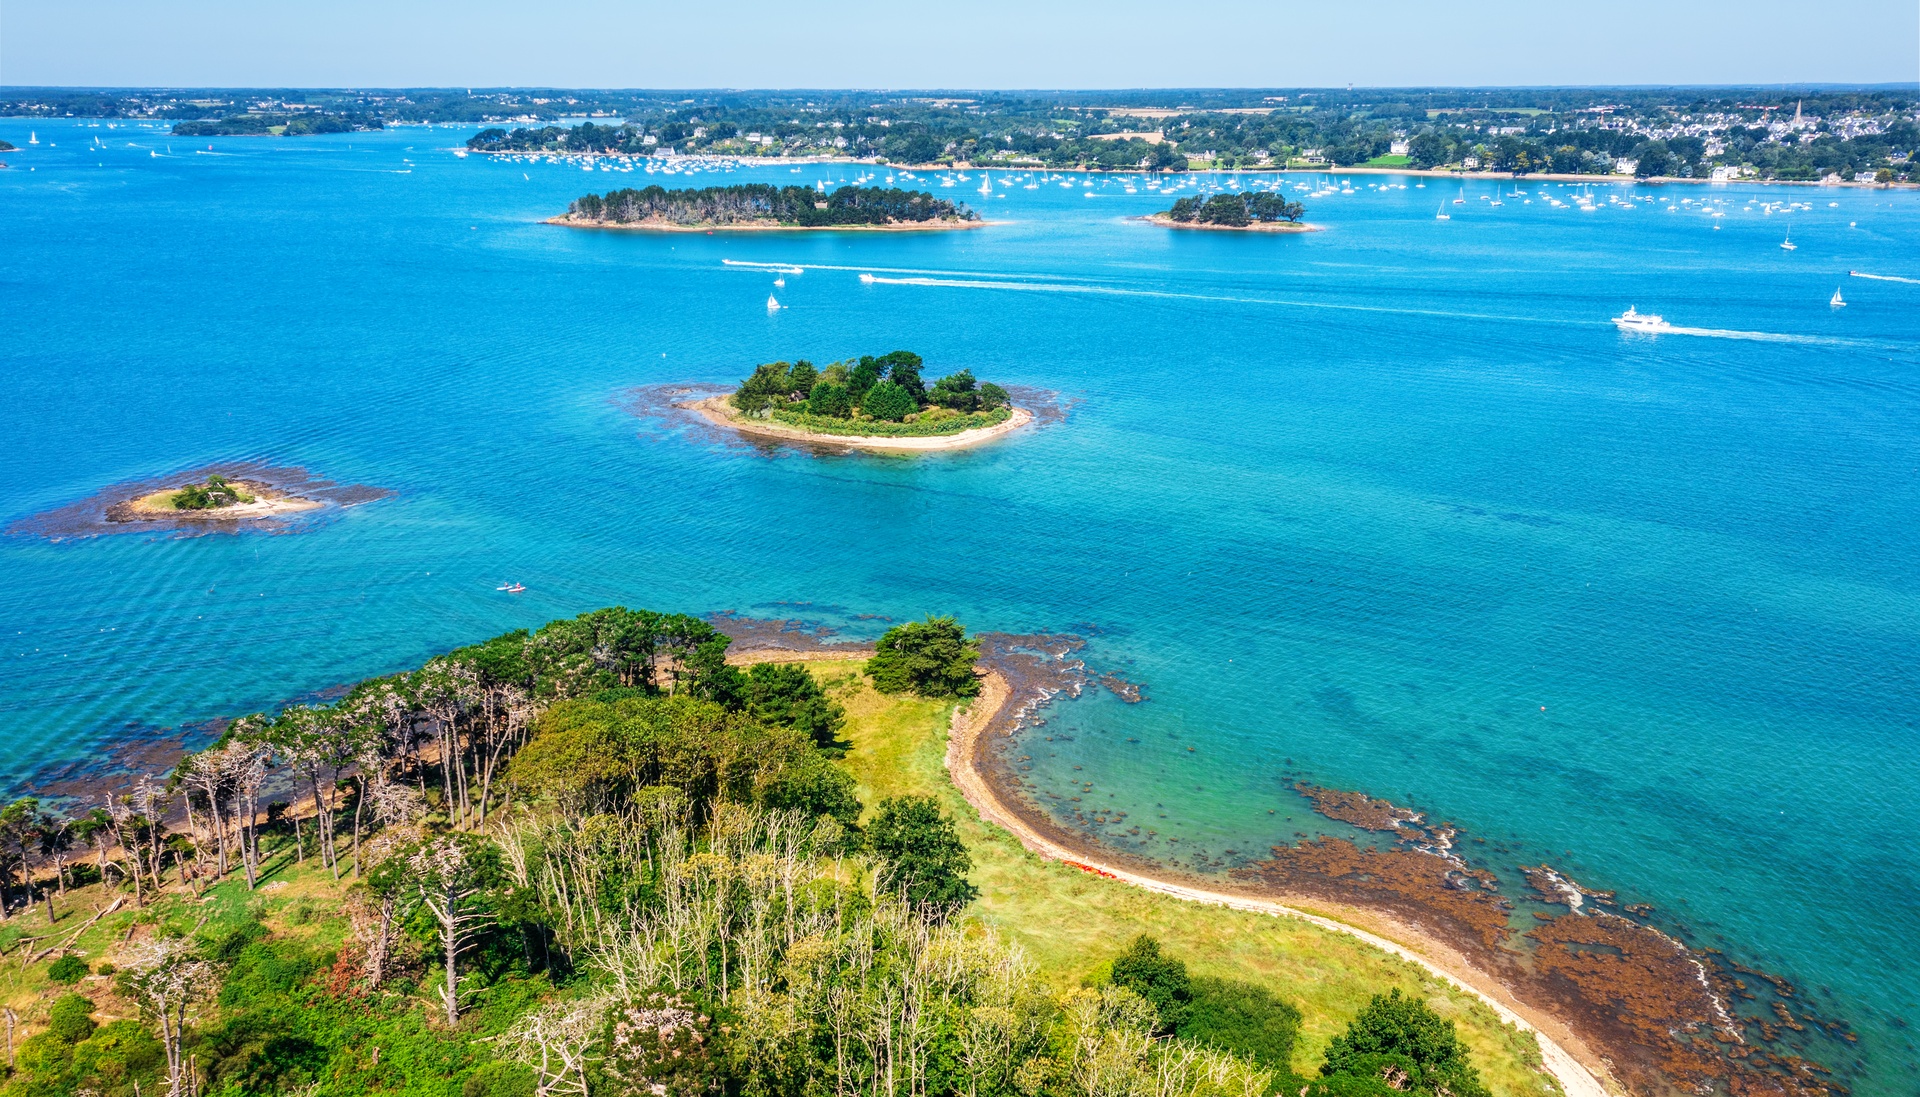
3;120;1917;1091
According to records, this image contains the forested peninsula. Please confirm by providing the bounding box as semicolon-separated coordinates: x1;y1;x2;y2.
1150;191;1313;231
0;607;1546;1097
556;184;979;230
688;351;1030;450
170;114;382;137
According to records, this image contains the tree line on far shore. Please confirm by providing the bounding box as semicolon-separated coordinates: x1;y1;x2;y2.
733;351;1011;426
1163;192;1306;226
569;184;975;227
171;114;382;137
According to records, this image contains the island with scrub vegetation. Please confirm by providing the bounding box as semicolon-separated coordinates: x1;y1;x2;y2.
686;351;1031;450
0;606;1540;1097
106;472;322;524
554;184;981;231
1149;191;1313;232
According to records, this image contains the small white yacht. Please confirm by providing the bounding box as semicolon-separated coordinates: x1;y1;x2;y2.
766;294;781;311
1780;227;1796;251
1435;203;1450;221
1613;306;1671;333
1830;288;1846;308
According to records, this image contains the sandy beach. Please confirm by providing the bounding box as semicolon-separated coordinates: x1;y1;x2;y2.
946;669;1618;1097
1142;213;1323;233
546;214;992;233
685;395;1033;452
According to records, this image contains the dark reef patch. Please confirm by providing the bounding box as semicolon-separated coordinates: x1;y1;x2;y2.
1225;786;1854;1097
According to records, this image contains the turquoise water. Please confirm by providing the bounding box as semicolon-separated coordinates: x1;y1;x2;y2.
3;120;1918;1089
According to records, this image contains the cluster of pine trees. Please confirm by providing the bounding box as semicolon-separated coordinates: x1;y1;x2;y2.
568;185;975;227
1163;193;1306;227
732;352;1010;429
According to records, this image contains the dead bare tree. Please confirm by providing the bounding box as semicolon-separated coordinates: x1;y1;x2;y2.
123;937;218;1097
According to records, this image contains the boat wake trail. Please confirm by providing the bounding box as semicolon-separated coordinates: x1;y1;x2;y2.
1849;271;1920;285
1655;326;1830;344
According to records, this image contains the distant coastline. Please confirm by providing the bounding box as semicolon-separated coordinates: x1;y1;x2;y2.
471;146;1913;189
1305;164;1916;189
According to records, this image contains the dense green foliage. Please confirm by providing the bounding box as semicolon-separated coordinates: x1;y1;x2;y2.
1184;978;1302;1072
866;795;978;911
1096;940;1302;1074
867;617;982;698
1318;989;1491;1097
742;661;846;750
731;351;1012;435
568;184;974;227
171;114;380;136
1110;934;1192;1033
46;955;89;985
506;692;861;824
1165;192;1305;226
169;474;253;511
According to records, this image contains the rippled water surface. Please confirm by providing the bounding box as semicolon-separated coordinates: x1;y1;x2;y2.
4;120;1918;1091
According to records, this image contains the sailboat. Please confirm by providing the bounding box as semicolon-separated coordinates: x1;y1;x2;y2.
766;294;781;312
1435;203;1450;221
1780;226;1797;251
1830;287;1846;308
27;132;37;145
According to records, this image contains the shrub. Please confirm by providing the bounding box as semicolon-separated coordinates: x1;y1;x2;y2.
464;1060;538;1097
867;795;978;912
47;954;89;984
859;380;916;422
68;1020;165;1091
47;994;97;1044
867;617;980;698
1110;935;1191;1034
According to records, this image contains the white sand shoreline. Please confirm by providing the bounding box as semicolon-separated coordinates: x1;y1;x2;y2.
684;395;1033;452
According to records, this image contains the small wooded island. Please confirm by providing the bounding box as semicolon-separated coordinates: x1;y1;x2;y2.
555;184;981;231
108;473;321;523
1148;191;1316;232
686;351;1031;451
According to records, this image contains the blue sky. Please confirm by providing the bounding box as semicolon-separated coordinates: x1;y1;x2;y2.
2;0;1916;88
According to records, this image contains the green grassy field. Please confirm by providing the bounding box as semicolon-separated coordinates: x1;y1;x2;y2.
815;663;1559;1097
1363;155;1413;168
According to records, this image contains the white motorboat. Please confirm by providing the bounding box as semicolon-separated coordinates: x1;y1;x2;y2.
1613;306;1672;333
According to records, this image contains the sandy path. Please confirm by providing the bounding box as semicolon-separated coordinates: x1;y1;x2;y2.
946;671;1614;1097
686;396;1033;453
